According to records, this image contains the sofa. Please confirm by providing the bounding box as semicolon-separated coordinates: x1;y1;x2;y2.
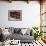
1;27;34;43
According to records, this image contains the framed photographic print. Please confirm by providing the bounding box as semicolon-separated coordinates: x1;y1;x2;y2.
8;10;22;21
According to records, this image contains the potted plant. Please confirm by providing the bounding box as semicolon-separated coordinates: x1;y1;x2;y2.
32;27;43;40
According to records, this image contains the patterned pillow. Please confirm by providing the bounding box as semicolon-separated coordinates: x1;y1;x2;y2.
14;28;21;34
8;27;14;34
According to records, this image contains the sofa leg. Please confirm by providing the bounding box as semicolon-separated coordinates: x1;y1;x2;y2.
21;44;22;46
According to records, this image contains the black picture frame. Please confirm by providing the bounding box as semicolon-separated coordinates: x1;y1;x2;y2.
8;10;22;21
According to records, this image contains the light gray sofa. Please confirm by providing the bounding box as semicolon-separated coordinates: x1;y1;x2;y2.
3;27;34;43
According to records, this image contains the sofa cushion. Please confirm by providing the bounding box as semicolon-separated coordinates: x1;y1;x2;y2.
14;28;21;34
8;27;14;34
21;28;27;35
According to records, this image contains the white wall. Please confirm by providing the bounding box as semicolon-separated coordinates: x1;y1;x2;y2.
0;1;40;28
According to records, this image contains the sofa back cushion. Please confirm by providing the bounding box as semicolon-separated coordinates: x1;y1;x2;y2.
14;28;21;33
21;28;27;35
8;27;14;34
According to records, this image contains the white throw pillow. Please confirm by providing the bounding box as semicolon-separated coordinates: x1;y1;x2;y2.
21;28;27;35
2;29;10;36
